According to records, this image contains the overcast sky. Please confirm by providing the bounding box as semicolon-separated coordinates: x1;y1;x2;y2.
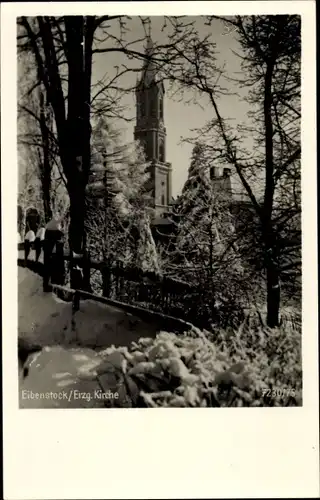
91;16;250;198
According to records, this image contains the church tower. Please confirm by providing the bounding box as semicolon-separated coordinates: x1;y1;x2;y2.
134;37;172;218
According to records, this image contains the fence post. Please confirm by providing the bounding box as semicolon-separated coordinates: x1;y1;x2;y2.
101;260;111;298
82;250;92;292
118;261;124;298
51;241;65;286
161;276;168;313
43;240;51;292
114;261;120;298
72;290;80;314
70;251;84;291
71;289;80;336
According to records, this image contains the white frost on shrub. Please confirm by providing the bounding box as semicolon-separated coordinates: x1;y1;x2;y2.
95;322;302;408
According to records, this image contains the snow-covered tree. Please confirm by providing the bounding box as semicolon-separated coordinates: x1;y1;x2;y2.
18;143;43;235
18;49;70;233
85;117;159;273
135;215;160;274
167;142;244;326
86;116;129;263
165;15;301;327
178;142;211;215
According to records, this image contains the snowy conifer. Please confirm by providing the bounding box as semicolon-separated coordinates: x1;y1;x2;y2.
173;142;242;324
86;117;159;273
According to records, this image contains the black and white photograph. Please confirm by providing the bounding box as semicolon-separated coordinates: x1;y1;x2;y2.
16;12;304;409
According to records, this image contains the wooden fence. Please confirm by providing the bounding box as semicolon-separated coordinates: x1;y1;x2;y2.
18;242;301;331
19;241;210;327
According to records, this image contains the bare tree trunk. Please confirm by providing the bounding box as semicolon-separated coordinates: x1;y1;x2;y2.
68;181;86;254
263;61;280;327
65;16;85;257
38;89;52;222
266;259;280;327
42;162;52;222
64;16;93;288
208;223;215;321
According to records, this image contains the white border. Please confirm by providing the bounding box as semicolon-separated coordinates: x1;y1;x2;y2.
2;2;319;499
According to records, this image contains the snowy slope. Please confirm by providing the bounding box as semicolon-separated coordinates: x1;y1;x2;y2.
18;266;159;349
18;266;160;408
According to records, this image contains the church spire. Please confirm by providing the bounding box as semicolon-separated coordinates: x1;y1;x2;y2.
134;26;172;217
139;25;158;88
145;19;153;52
145;35;154;56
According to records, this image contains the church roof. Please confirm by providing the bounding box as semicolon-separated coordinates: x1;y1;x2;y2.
138;36;164;92
145;35;153;54
153;216;173;226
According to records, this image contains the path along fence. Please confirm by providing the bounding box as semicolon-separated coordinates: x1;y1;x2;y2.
18;242;301;332
18;241;212;328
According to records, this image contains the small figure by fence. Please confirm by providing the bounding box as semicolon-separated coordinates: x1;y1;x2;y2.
43;217;65;292
35;226;46;262
24;229;36;264
50;240;66;286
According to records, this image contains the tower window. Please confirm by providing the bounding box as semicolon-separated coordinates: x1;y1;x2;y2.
159;140;165;162
159;96;164;119
161;194;165;205
138;98;145;118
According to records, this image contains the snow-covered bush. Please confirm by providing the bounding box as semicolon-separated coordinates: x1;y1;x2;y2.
95;322;302;408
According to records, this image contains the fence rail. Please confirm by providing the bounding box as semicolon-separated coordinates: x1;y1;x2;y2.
19;241;209;327
18;241;301;331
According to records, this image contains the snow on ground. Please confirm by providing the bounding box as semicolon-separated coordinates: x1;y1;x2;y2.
19;266;71;347
74;300;159;348
19;346;106;408
18;266;160;408
18;265;159;348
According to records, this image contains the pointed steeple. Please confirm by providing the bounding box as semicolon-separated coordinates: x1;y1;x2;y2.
139;27;158;88
145;20;153;54
134;23;172;218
